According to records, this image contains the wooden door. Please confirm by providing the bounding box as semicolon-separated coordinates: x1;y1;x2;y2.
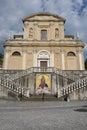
40;61;47;68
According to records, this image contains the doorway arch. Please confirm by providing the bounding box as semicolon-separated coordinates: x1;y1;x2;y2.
37;50;50;67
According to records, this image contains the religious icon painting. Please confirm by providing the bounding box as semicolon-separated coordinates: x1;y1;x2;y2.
36;74;51;94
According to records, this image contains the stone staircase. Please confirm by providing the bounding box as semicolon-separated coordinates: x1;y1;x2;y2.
27;94;58;101
0;67;87;101
59;77;87;99
0;76;28;99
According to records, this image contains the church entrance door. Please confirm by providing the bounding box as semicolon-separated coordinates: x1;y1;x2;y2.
40;61;47;68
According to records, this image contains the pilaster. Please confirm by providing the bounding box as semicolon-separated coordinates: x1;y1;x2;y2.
3;48;10;69
59;22;64;39
33;49;37;67
22;48;27;70
60;49;65;70
34;22;38;40
50;22;54;40
77;49;84;70
50;49;54;67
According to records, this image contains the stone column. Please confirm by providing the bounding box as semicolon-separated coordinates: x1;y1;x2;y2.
34;22;38;40
60;49;65;70
77;49;84;70
3;48;10;69
22;49;27;70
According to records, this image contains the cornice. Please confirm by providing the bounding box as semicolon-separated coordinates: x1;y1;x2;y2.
23;12;66;23
4;40;84;48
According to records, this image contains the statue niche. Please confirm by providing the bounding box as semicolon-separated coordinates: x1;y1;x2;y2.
29;28;33;38
55;28;59;38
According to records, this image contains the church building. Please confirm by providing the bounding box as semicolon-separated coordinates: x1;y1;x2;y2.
0;13;87;101
3;12;84;70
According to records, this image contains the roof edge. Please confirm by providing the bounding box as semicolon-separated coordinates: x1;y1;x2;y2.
22;12;66;23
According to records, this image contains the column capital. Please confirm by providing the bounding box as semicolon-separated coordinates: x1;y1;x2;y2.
34;22;38;26
5;48;11;53
54;49;60;54
22;48;27;53
49;22;54;26
24;22;29;27
50;49;54;53
59;22;63;26
76;49;83;53
60;49;65;53
28;50;33;54
33;49;37;53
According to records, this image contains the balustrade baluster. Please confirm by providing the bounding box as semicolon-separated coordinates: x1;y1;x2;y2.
68;86;71;93
73;84;75;90
83;80;86;87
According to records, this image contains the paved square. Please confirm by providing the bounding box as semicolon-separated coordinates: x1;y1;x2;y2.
0;100;87;130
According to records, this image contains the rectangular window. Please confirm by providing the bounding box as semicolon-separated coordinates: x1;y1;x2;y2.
41;30;47;40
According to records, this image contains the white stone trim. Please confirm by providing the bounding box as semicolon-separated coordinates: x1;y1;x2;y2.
36;50;50;67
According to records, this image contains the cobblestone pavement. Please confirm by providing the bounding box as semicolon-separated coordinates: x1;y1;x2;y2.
0;100;87;130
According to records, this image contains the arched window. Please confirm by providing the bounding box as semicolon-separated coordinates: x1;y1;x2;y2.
67;52;76;56
12;51;21;56
41;30;47;40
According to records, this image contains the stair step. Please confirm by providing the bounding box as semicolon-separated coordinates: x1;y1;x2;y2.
26;95;58;101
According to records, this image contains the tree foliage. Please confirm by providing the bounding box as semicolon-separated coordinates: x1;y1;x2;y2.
85;58;87;70
0;53;3;65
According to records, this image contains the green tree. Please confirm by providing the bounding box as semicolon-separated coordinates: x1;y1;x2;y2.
85;58;87;70
0;53;3;65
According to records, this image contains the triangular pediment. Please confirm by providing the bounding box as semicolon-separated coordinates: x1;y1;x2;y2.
23;12;66;22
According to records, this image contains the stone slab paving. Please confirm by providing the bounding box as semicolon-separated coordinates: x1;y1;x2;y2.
0;100;87;130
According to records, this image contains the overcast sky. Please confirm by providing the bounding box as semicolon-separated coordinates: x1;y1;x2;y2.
0;0;87;58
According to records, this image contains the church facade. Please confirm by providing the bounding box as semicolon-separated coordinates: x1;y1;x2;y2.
0;13;87;101
3;12;84;70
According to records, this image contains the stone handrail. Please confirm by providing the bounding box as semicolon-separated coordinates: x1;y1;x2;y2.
0;77;28;98
59;77;87;97
5;67;76;82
